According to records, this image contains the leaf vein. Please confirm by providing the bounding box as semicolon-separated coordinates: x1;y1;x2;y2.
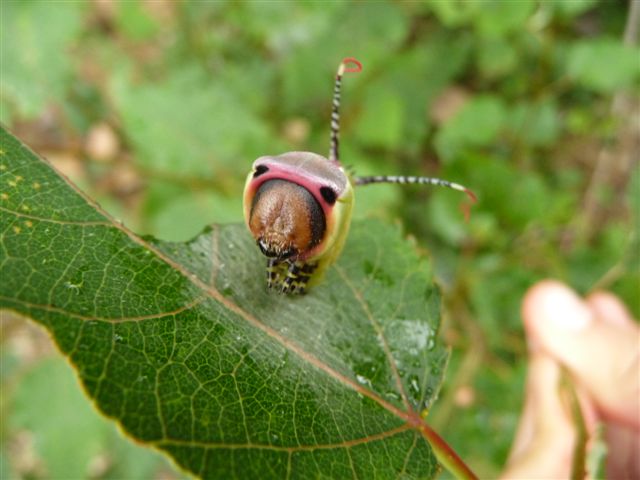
0;296;207;323
154;423;412;452
334;265;412;412
0;206;112;227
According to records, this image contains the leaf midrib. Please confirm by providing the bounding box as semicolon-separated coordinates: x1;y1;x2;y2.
152;423;413;451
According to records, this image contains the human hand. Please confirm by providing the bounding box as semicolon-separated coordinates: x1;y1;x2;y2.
501;280;639;479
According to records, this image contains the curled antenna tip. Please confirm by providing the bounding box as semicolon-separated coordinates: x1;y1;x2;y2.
460;189;477;223
340;57;362;74
463;188;477;203
450;183;477;203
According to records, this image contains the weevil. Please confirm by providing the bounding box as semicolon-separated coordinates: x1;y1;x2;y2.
243;58;476;294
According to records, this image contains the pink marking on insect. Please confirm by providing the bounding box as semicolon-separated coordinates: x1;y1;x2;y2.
247;154;347;219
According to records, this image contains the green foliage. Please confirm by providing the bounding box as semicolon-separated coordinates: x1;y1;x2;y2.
1;0;638;478
435;95;507;161
1;127;450;478
565;38;640;93
429;0;535;37
115;1;160;41
5;356;178;479
0;1;82;122
112;65;278;177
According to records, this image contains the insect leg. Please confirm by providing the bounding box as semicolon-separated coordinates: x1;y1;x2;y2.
282;261;317;295
294;263;317;295
281;261;302;294
266;258;285;289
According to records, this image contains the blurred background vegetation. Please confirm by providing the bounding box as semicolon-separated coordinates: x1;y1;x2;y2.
1;0;638;478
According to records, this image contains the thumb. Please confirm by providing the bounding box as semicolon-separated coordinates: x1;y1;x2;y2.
522;280;640;429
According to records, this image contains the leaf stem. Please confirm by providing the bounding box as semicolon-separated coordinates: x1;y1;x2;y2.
416;418;478;480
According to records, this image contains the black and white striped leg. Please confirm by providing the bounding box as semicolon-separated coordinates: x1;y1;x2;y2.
266;258;284;289
281;261;317;295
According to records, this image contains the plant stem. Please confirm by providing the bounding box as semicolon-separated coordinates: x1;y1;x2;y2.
418;419;478;480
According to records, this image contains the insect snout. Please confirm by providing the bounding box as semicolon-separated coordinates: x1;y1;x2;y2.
257;238;296;260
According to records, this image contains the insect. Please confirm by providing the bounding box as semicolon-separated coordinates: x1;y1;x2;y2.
243;58;476;294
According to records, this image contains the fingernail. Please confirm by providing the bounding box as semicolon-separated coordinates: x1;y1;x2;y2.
539;286;593;331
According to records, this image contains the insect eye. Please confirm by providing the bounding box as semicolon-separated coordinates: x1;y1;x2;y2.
253;165;269;177
320;186;337;205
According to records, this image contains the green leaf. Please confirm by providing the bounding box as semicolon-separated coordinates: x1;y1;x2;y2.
0;0;83;121
476;38;518;79
507;101;561;147
427;0;534;36
115;0;160;41
1;126;461;479
472;0;535;38
565;39;640;93
111;66;276;177
434;95;507;162
427;0;477;28
145;186;243;242
545;0;597;18
354;88;405;149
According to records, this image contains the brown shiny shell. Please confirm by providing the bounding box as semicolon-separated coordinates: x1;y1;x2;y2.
248;179;326;260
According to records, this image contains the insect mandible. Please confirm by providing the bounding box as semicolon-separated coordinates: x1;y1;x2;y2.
243;58;476;295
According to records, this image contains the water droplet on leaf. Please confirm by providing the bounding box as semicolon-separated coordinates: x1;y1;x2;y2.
426;338;435;351
385;391;400;400
408;375;421;396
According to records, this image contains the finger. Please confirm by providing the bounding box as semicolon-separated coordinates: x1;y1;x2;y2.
523;280;640;429
605;422;640;479
586;291;635;328
502;354;578;479
586;290;640;475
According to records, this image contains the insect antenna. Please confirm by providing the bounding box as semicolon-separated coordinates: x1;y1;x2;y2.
354;175;476;201
329;57;362;164
354;175;477;220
